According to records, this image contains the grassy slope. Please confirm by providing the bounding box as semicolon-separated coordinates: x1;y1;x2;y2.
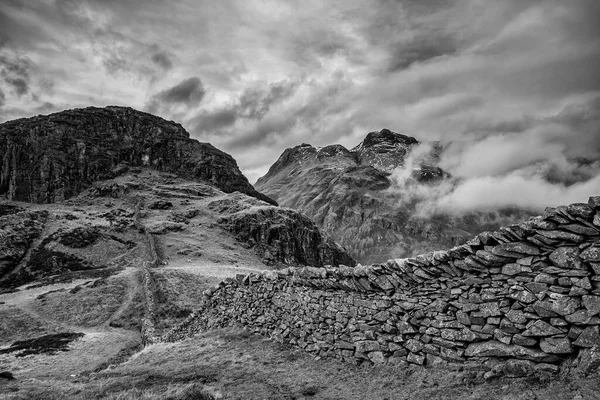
2;328;599;400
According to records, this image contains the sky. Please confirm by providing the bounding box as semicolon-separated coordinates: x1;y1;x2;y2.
0;0;599;207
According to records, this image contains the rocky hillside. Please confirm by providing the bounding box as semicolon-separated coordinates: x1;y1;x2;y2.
0;107;354;289
255;129;533;264
0;106;275;205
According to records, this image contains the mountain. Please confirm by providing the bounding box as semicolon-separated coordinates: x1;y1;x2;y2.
0;107;354;290
0;106;275;205
255;129;533;264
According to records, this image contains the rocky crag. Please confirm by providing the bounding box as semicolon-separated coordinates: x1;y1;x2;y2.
0;106;275;205
167;197;600;378
255;129;533;264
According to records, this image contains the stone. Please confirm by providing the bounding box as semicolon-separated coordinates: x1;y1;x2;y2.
539;337;573;354
441;328;478;342
456;310;471;325
534;363;559;374
589;196;600;210
355;340;380;353
573;326;600;348
549;247;583;269
404;339;424;353
522;320;564;337
494;329;512;345
492;242;540;258
575;345;600;375
473;302;501;317
464;341;558;363
499;319;521;334
509;290;537;304
525;282;548;294
583;295;600;315
513;335;537;347
566;310;596;324
534;297;580;317
536;230;584;242
502;359;534;377
407;352;425;365
502;263;523;276
367;351;386;364
534;274;556;284
581;246;600;262
475;250;510;266
568;203;595;219
506;310;528;324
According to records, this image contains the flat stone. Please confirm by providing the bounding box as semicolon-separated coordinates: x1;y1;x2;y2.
563;224;599;236
464;341;558;363
522;320;564;337
499;318;521;334
581;246;600;262
533;297;580;317
540;337;573;354
573;326;600;347
441;328;478;342
583;295;600;315
513;334;537;347
549;247;583;269
476;250;509;266
534;273;556;284
566;310;596;324
503;359;534;377
537;230;584;242
492;242;540;258
494;329;512;345
456;310;471;325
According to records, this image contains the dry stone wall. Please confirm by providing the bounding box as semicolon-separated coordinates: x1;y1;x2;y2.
166;197;600;377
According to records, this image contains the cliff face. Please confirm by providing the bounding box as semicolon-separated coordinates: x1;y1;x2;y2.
0;106;275;205
255;129;532;264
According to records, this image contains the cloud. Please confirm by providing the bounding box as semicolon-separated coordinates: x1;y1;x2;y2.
151;51;173;70
0;52;34;96
436;172;600;213
146;76;205;115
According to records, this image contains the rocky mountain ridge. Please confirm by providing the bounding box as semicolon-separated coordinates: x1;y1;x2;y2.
256;129;533;264
0;106;275;205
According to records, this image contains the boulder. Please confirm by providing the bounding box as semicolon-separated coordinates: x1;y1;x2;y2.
539;337;573;354
549;247;583;269
464;341;559;363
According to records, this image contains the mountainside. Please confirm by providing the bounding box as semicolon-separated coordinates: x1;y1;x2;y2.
0;106;275;205
0;107;354;290
255;129;533;264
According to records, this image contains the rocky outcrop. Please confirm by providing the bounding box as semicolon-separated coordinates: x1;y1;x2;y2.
0;210;48;279
0;106;275;205
166;197;600;378
255;129;531;263
218;206;355;267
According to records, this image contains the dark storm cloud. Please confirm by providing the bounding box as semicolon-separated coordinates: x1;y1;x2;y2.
146;77;206;114
151;51;173;70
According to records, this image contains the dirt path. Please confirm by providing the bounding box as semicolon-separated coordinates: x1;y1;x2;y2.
103;268;142;329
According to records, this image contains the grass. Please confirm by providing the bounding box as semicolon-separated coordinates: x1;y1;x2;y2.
32;277;128;327
151;270;212;334
2;328;599;400
0;308;65;345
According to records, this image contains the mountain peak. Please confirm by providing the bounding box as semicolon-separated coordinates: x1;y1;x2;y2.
351;129;420;171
